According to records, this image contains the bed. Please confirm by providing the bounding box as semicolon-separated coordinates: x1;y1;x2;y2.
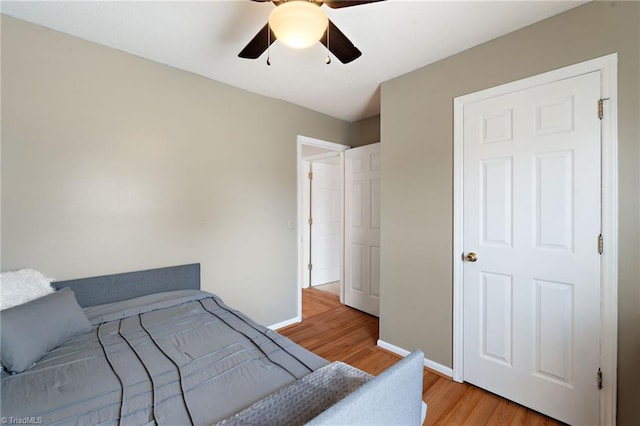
1;264;425;425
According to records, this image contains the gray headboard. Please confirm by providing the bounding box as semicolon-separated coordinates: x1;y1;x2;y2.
52;263;201;308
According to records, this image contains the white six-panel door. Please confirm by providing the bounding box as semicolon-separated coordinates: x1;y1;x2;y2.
310;158;342;286
345;143;381;316
462;71;602;425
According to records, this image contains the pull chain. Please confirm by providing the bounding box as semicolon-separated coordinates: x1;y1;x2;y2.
267;24;271;66
325;25;331;64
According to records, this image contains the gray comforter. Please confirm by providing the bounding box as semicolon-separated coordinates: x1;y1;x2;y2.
1;290;327;425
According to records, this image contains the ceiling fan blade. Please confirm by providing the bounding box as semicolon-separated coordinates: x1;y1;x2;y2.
320;20;361;64
238;23;276;59
323;0;385;9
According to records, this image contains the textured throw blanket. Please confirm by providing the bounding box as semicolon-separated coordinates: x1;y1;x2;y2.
217;361;373;426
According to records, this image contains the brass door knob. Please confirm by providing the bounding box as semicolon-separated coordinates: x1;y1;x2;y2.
465;252;478;262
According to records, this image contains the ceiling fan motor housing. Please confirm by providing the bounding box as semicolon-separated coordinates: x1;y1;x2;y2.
239;0;382;63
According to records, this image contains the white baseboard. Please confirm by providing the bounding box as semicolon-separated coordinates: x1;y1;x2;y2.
269;316;301;331
377;339;453;378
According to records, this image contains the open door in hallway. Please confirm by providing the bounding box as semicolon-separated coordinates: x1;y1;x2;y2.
344;143;381;316
309;157;342;287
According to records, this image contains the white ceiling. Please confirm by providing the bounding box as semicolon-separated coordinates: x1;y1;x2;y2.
2;0;585;122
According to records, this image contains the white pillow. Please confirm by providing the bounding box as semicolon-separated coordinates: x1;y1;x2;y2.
0;269;55;310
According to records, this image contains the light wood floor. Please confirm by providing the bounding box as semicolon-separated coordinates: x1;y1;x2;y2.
278;287;561;426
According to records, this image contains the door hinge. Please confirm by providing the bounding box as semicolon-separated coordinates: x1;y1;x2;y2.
597;368;603;389
308;263;313;271
308;217;313;225
308;171;313;180
598;234;604;254
598;98;610;120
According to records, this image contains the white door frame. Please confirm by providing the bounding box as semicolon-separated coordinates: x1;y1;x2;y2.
452;54;618;425
297;135;349;321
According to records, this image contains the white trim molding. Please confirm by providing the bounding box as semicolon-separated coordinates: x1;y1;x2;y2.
452;53;618;426
377;339;453;378
268;316;301;331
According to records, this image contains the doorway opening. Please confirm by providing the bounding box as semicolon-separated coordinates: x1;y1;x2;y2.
296;136;349;321
303;152;341;290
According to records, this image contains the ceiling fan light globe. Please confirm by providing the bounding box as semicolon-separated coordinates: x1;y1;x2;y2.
269;1;328;49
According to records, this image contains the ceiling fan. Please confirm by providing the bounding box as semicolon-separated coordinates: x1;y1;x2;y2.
238;0;385;64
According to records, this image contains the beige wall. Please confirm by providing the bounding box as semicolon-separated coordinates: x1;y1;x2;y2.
1;16;350;326
349;114;380;147
380;2;639;424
